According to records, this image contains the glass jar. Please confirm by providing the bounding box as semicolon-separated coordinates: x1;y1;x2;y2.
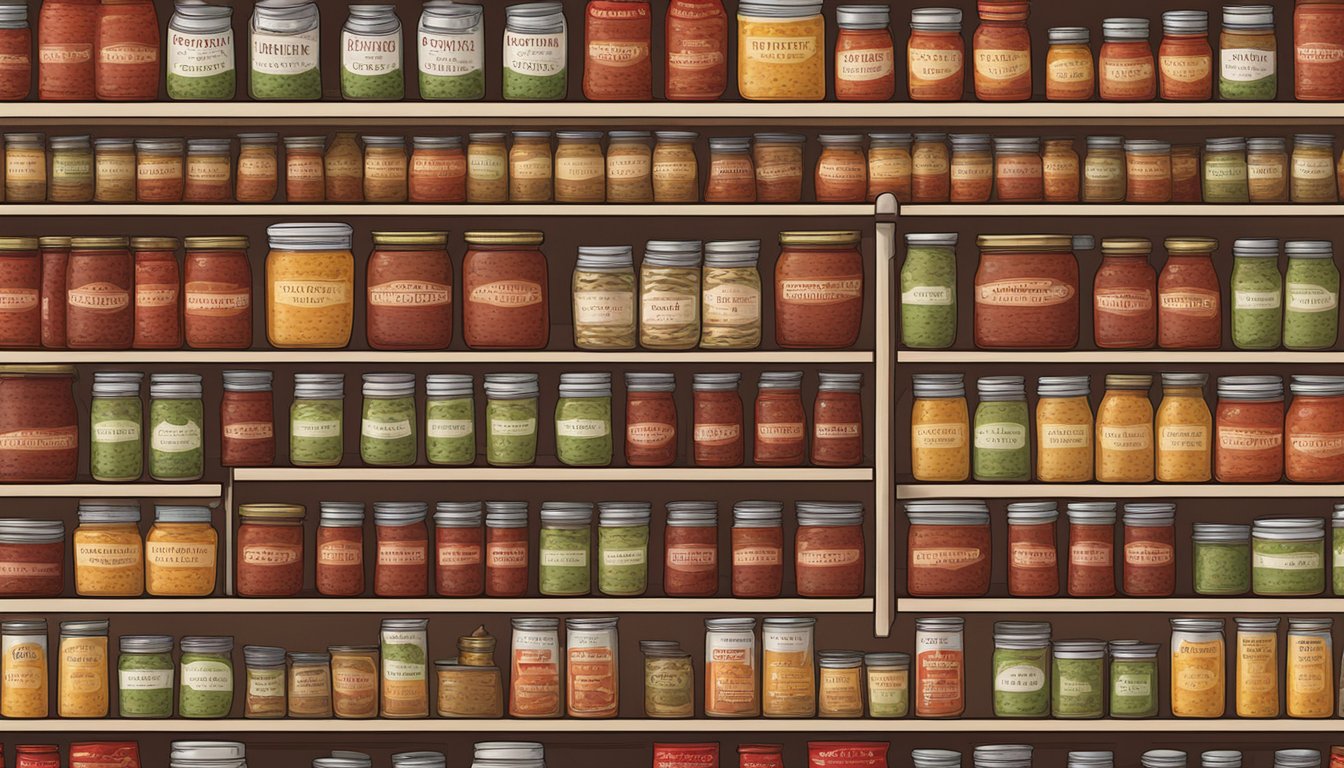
914;616;964;717
316;502;364;596
1099;17;1156;101
761;616;815;718
1252;517;1325;595
1286;617;1333;718
340;5;403;101
362;135;409;203
652;131;699;203
554;130;605;203
1192;523;1251;595
973;375;1029;481
1052;639;1105;719
1067;502;1117;597
1124;140;1172;203
485;501;528;598
360;373;416;467
372;501;429;598
235;132;279;203
235;503;304;597
181;138;232;203
1204;137;1250;202
249;0;321;100
1296;0;1344;100
425;374;474;467
912;132;950;202
1286;375;1344;483
508;616;561;718
900;232;957;350
1247;136;1289;202
265;223;355;349
220;370;275;468
466;132;508;203
539;502;593;597
1336;505;1344;594
815;134;867;203
596;501;650;597
1006;502;1058;596
409;136;466;203
38;237;68;349
642;640;693;718
380;617;429;718
502;3;567;101
1159;10;1213;100
90;372;143;483
1043;137;1080;201
1172;143;1202;200
418;2;485;100
48;134;93;203
484;373;540;467
1155;373;1212;482
0;4;30;102
1170;618;1226;718
665;501;719;597
0;618;47;718
287;651;333;719
907;7;964;101
1121;503;1177;596
1215;375;1284;482
0;365;78;483
326;132;364;202
118;634;173;718
167;2;235;101
640;240;702;350
949;133;992;203
330;644;378;719
290;373;344;467
1220;5;1276;100
1095;374;1154;483
705;137;755;202
867;133;912;202
1083;135;1126;202
972;0;1032;101
905;501;991;596
776;230;864;348
67;236;134;350
93;138;135;203
571;245;635;350
835;5;893;100
606;131;654;203
1159;237;1222;349
1046;27;1094;100
462;230;549;349
1292;134;1339;202
993;136;1042;202
366;231;453;350
973;234;1079;349
509;131;553;203
753;132;805;203
1283;239;1339;350
865;652;909;718
736;0;824;101
910;373;969;482
72;500;141;598
145;505;217;597
730;500;782;598
754;371;805;466
692;372;743;467
1093;237;1156;349
57;619;109;718
135;138;185;203
179;635;234;719
705;617;758;717
625;372;677;467
148;373;204;482
555;371;613;467
701;240;761;349
1109;641;1159;718
4;132;45;202
1235;616;1280;718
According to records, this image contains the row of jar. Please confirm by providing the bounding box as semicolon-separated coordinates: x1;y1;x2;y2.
4;497;867;599
0;130;911;205
905;500;1342;598
902;235;1341;351
0;615;898;721
909;372;1344;484
913;617;1339;720
888;750;1329;768
6;229;863;351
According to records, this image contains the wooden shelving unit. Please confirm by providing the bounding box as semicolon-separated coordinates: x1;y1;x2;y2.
897;484;1340;499
0;204;874;217
0;351;874;364
4;483;222;498
236;467;875;482
0;597;874;614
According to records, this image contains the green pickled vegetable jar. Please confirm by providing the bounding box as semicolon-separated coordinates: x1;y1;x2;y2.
426;373;475;466
484;373;539;467
597;501;651;596
1283;240;1339;351
418;2;486;100
1251;517;1325;596
991;621;1051;718
538;502;592;596
900;233;957;349
249;0;322;101
291;373;345;467
91;371;144;482
118;635;175;718
1052;639;1105;718
360;373;417;467
502;3;567;101
1202;137;1249;203
973;375;1030;481
341;5;405;101
555;372;613;467
179;635;234;719
149;373;204;482
1335;505;1344;595
864;652;909;718
1218;6;1276;101
1229;238;1282;350
1108;640;1159;718
1191;523;1251;595
166;2;237;101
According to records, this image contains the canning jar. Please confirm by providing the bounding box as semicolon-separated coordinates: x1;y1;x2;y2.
93;0;161;96
220;369;274;468
144;505;216;596
434;501;484;597
290;373;344;467
118;634;173;718
380;617;428;718
179;636;233;719
539;502;593;596
462;230;549;350
265;223;355;349
425;374;474;466
761;616;815;717
625;372;676;467
705;137;755;202
235;503;304;597
360;373;416;467
753;371;804;466
1192;523;1251;595
640;240;702;350
57;619;109;718
796;502;865;597
1252;517;1325;595
48;134;93;202
642;640;693;718
1159;10;1213;100
1043;137;1080;201
316;502;364;596
1046;27;1093;100
166;2;235;101
914;617;964;717
340;5;403;101
753;132;804;203
572;246;635;350
509;131;553;203
1247;137;1288;202
815;134;867;203
907;7;964;100
325;132;363;201
0;4;29;101
973;234;1079;349
1235;616;1279;717
484;373;539;467
701;240;761;349
362;135;408;203
905;501;991;596
287;651;332;719
865;652;909;718
867;133;912;201
1066;502;1117;597
692;372;742;467
1124;140;1172;203
148;373;203;482
812;371;863;467
900;233;957;349
1170;618;1225;718
93;138;134;202
248;0;321;101
776;230;864;348
66;236;133;350
1095;374;1154;483
834;5;893;100
949;133;991;203
508;616;560;718
665;0;727;100
485;501;528;597
1099;18;1156;100
1220;5;1276;100
911;373;968;481
243;645;285;718
1215;375;1284;482
466;132;507;203
0;518;65;596
1121;503;1176;596
1283;240;1339;350
0;238;40;349
181;138;232;203
1053;639;1105;719
973;375;1029;481
1093;238;1156;349
1287;375;1344;482
3;132;45;202
366;231;453;350
1285;617;1333;718
418;1;484;100
502;3;567;100
736;0;824;101
409;136;466;202
912;132;950;201
607;131;654;203
1083;135;1126;202
554;131;604;203
1006;502;1058;596
0;617;47;717
730;501;782;598
993;136;1042;202
1295;0;1344;100
89;372;142;483
1203;137;1250;202
705;617;758;717
1229;238;1282;349
565;616;620;718
596;501;650;597
972;1;1031;101
652;131;699;202
664;501;718;596
1292;134;1339;203
373;501;429;597
555;372;613;467
1155;372;1211;482
1159;237;1221;349
135;138;185;202
236;133;279;202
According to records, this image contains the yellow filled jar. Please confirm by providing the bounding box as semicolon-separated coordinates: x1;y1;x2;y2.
73;500;144;597
1096;373;1154;483
652;131;699;203
761;617;816;717
1035;375;1093;483
737;0;825;101
362;136;409;203
1286;617;1333;718
1170;617;1224;718
58;620;109;718
1234;616;1279;718
818;650;864;718
467;132;508;203
1;618;48;718
265;223;355;349
1155;372;1212;483
145;505;217;597
911;373;969;481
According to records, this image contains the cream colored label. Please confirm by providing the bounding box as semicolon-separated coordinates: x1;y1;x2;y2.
540;548;588;567
1289;636;1328;693
223;422;273;441
68;282;130;311
838;48;893;81
757;422;804;442
146;541;214;568
1221;48;1274;81
53;153;92;178
138;155;182;180
470;280;543;307
1160;54;1210;83
1041;423;1090;449
911;546;982;568
6;150;44;181
1287;283;1338;312
1103;57;1154;82
0;288;39;312
0;426;78;452
411;153;466;177
574;290;634;325
366;156;406;180
870;155;912;177
908;47;961;81
120;668;172;690
419;30;483;77
912;151;948;175
318;541;362;565
1071;541;1112;566
60;637;106;696
1249;163;1284;180
1114;673;1151;697
99;42;157;65
742;34;818;64
377;542;426;566
951;161;992;181
503;31;566;75
510;156;551;180
912;422;965;449
187;160;230;183
693;423;740;445
902;285;953;306
556;156;604;181
1048;57;1092;83
975;49;1030;80
436;544;481;567
361;419;412;440
75;542;140;569
168;30;233;77
796;548;862;567
1085;162;1122;181
1160;288;1219;317
995;664;1045;691
627;422;675;446
1253;551;1322;570
1234;288;1281;310
1294;156;1335;179
369;280;451;307
292;420;340;438
703;283;760;325
556;418;609;438
1206;162;1248;181
996;162;1041;179
252;28;319;75
1099;424;1150;451
1128;156;1169;179
242;544;301;565
39;42;92;64
974;422;1026;450
1218;425;1281;451
1159;424;1208;452
1297;42;1344;64
272;279;351;308
1010;543;1056;568
287;156;324;181
97;156;134;180
1289;431;1344;458
239;155;277;178
468;154;505;180
654;159;697;180
1095;288;1153;315
641;290;697;325
733;546;780;566
607;154;650;179
343;31;401;76
1125;541;1173;566
151;420;201;452
248;669;285;698
490;418;536;437
182;660;231;691
779;278;863;304
426;419;472;439
93;419;140;444
976;278;1074;306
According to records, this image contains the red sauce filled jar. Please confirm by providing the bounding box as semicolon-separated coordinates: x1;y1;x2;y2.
583;0;653;101
1121;503;1175;597
692;372;743;467
775;230;863;349
1286;375;1344;483
753;371;805;467
409;136;467;203
94;0;159;101
0;237;41;349
1065;502;1116;597
220;370;275;468
731;500;783;598
367;231;453;351
1093;237;1157;349
1158;10;1213;101
1099;18;1156;101
1158;237;1221;350
973;234;1079;349
40;237;71;349
316;501;365;597
38;0;98;101
912;132;950;202
434;501;484;598
664;0;728;101
950;133;992;203
235;503;305;598
796;502;865;598
17;745;62;768
834;5;895;101
1214;375;1284;483
0;518;65;595
624;372;677;467
0;365;77;483
462;230;549;350
0;5;32;101
1295;0;1344;100
812;372;863;467
815;134;868;203
992;136;1043;202
1006;501;1059;597
131;236;182;350
66;236;133;350
905;501;990;597
972;1;1032;101
373;501;430;598
183;236;252;350
705;137;756;203
664;501;718;597
485;501;529;598
907;8;965;101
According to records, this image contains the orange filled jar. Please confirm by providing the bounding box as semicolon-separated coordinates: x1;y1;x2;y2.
911;133;950;203
1286;375;1344;483
1043;138;1080;202
949;134;992;203
1158;10;1213;101
972;1;1031;101
993;137;1042;202
1100;18;1156;101
1045;27;1094;100
907;7;964;101
409;136;467;203
814;134;867;203
834;5;894;101
1124;140;1173;203
1295;0;1344;100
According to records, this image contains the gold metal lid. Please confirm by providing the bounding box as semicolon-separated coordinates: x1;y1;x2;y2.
1165;237;1219;254
70;236;130;249
1100;237;1152;255
976;234;1074;251
39;237;71;248
464;230;544;246
0;237;39;251
0;364;76;376
184;236;249;250
778;230;862;246
238;503;306;520
130;237;180;250
372;231;450;247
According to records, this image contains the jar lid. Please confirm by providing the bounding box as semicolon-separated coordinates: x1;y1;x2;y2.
70;236;130;250
59;619;109;637
473;743;546;761
577;245;634;271
555;130;603;142
640;640;689;657
485;501;528;528
914;617;964;632
1065;502;1117;524
155;505;212;523
1274;752;1321;768
540;501;594;525
1192;523;1249;541
654;130;698;142
976;375;1025;401
975;234;1074;251
1036;375;1089;397
609;130;652;142
1124;139;1171;153
644;240;703;267
993;136;1039;152
704;239;760;267
1205;136;1247;152
1048;26;1089;43
434;501;483;527
819;133;864;147
796;501;864;526
1202;753;1242;768
78;500;141;524
1;618;46;634
186;138;231;153
1069;753;1115;768
705;617;756;631
362;135;406;148
817;371;861;392
422;0;483;29
1104;373;1152;390
3;131;42;144
294;372;346;399
1294;133;1335;148
182;636;234;653
381;617;429;631
1246;137;1286;152
1286;240;1333;258
39;236;72;248
912;751;963;768
1216;374;1282;400
1290;374;1344;396
135;138;185;153
708;137;751;152
1107;641;1159;659
121;635;174;654
906;507;990;525
779;230;861;246
1086;135;1123;149
1162;9;1207;33
483;373;539;399
836;4;888;27
817;649;863;667
1122;503;1175;526
362;371;415;397
869;132;914;146
559;371;611;398
239;503;305;521
1006;501;1058;523
243;645;286;666
1232;237;1279;257
511;616;559;631
222;369;273;392
319;502;366;526
329;644;379;655
238;132;280;145
464;230;544;246
372;231;449;247
1287;617;1332;632
912;372;963;398
1161;372;1206;388
373;501;429;525
597;502;652;527
950;133;991;150
410;136;461;151
1102;17;1149;39
289;651;331;664
863;651;909;667
1253;516;1325;540
914;132;948;143
184;236;250;251
753;132;805;145
692;372;741;391
624;372;675;392
426;373;473;398
757;371;802;391
1222;5;1273;29
468;132;507;143
267;223;353;250
391;753;445;768
910;7;961;30
92;370;143;397
150;372;203;399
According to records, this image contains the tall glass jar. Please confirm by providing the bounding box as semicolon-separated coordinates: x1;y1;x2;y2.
753;371;805;466
249;0;321;100
554;131;605;203
283;136;326;202
1121;503;1177;596
1283;240;1340;351
67;236;134;350
484;373;539;467
652;131;699;203
290;373;344;467
359;373;416;467
972;1;1031;101
1093;237;1156;349
910;373;969;482
325;132;364;202
408;136;466;203
426;374;474;467
907;7;964;101
265;223;355;349
93;138;135;203
901;232;957;349
462;230;549;350
625;372;677;467
555;372;612;467
149;373;204;482
704;137;755;202
1203;137;1250;202
1124;140;1172;203
1170;618;1225;718
1045;27;1094;100
1235;616;1279;717
340;5;404;101
1159;237;1222;349
1095;374;1154;484
973;375;1029;482
220;369;275;468
366;231;453;350
992;136;1042;202
1099;18;1156;101
539;502;593;597
90;372;143;482
1083;136;1126;202
1285;376;1344;483
701;240;761;349
640;240;702;350
572;246;636;350
1247;137;1289;202
1006;502;1058;596
692;373;743;467
1220;5;1276;100
418;1;485;100
597;501;650;597
1159;10;1213;101
912;132;950;202
1154;373;1212;482
991;621;1050;718
315;501;364;596
135;138;185;203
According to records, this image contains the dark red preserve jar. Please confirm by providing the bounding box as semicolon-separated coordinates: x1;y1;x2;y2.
235;503;305;597
131;236;182;350
0;365;78;483
66;236;133;350
16;745;62;768
367;231;453;351
485;501;529;597
624;372;677;467
812;371;863;467
731;500;783;598
753;371;806;467
183;236;252;350
1006;501;1059;597
664;501;718;597
220;370;275;468
1066;502;1117;597
462;230;549;350
434;501;484;597
775;230;864;349
905;502;990;597
316;501;365;597
0;237;41;348
692;372;743;467
974;234;1079;349
0;518;65;596
1121;503;1175;596
796;501;865;597
1093;238;1156;349
39;237;70;349
373;501;429;597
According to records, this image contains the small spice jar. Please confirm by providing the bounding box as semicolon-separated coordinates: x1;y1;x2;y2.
692;372;742;467
93;138;135;203
283;136;326;203
316;502;364;597
908;7;964;101
485;501;528;598
1121;503;1176;596
624;372;677;467
325;133;364;202
972;1;1032;101
1045;27;1094;100
1247;137;1289;202
466;132;508;203
220;370;275;468
235;503;304;597
705;137;755;202
1203;137;1250;203
373;501;430;598
816;134;867;203
754;371;806;466
797;502;865;597
48;135;93;203
949;133;992;203
1291;134;1339;203
911;132;950;202
664;501;718;597
1066;502;1117;597
1172;144;1202;201
652;131;699;203
243;645;286;719
1042;137;1080;202
753;132;806;203
642;640;693;718
135;139;185;203
183;139;232;203
4;132;46;202
1220;5;1276;101
1159;10;1213;100
287;651;333;719
1100;18;1156;101
606;131;654;203
993;136;1043;202
409;136;467;203
867;133;912;202
572;245;636;350
236;133;279;203
509;131;553;203
865;652;908;718
1083;135;1126;202
554;130;605;203
363;136;409;203
1006;501;1059;596
1124;140;1173;203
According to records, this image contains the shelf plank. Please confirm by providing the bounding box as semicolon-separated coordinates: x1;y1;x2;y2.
900;598;1339;613
1;483;221;498
898;484;1330;498
899;351;1344;364
0;351;874;364
240;468;874;482
901;204;1344;217
0;204;872;217
0;597;873;614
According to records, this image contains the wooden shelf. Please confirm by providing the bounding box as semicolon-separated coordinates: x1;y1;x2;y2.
1;483;221;498
899;351;1344;364
238;467;873;482
900;598;1342;613
901;204;1344;217
0;350;873;364
0;597;873;614
0;204;872;218
898;484;1333;498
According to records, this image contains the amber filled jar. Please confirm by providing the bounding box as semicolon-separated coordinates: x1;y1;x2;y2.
131;237;182;350
816;134;867;203
366;232;453;351
753;371;806;467
183;139;232;203
1158;237;1222;350
867;133;912;202
912;132;950;202
652;131;699;203
93;138;135;203
1043;138;1080;202
466;132;508;203
1247;137;1289;203
509;131;553;203
607;131;654;203
993;137;1043;202
67;237;133;350
1093;237;1157;349
183;236;252;350
1203;137;1250;203
48;135;93;203
949;134;992;203
284;136;326;203
753;133;805;203
363;136;409;204
908;7;965;101
1046;27;1094;100
705;137;755;202
1124;140;1173;203
554;131;605;203
1100;18;1157;101
972;1;1032;101
409;136;467;204
325;133;364;203
135;139;185;203
236;133;279;203
1159;10;1213;100
775;230;864;349
1083;136;1126;203
974;235;1080;349
1291;133;1339;203
462;230;549;350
